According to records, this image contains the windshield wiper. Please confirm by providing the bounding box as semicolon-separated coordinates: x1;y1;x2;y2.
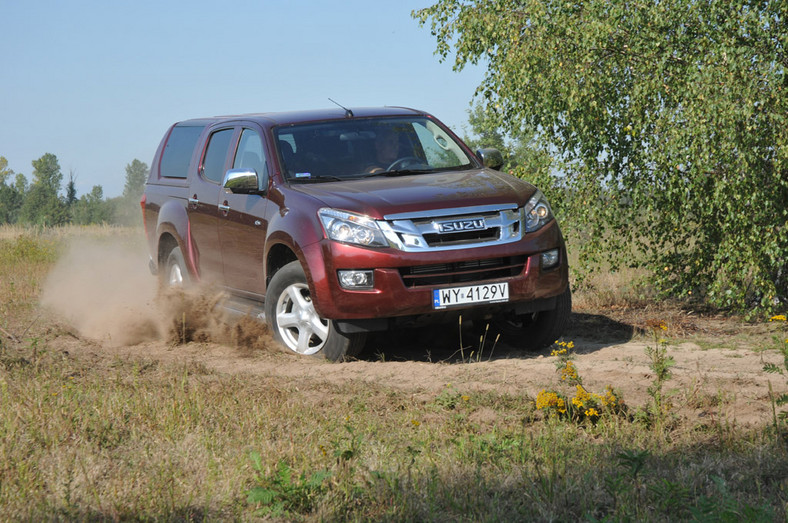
290;175;344;183
361;168;433;178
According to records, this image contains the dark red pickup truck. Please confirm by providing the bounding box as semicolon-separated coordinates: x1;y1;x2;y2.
141;107;570;361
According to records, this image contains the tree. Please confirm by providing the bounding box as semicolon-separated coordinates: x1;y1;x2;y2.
19;153;68;225
0;157;24;224
72;185;111;225
0;156;13;185
30;153;63;194
463;103;556;187
416;0;788;313
122;159;148;201
66;170;77;207
114;159;149;226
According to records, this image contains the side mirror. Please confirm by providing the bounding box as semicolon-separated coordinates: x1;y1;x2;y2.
223;168;262;194
476;148;504;171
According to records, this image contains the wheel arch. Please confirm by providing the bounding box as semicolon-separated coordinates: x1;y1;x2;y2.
266;242;299;288
157;233;179;269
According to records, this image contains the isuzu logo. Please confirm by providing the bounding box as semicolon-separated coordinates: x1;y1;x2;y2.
436;218;486;233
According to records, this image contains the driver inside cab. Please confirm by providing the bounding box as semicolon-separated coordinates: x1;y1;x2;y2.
365;127;400;174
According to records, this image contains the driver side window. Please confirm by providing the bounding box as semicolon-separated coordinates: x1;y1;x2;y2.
233;129;267;189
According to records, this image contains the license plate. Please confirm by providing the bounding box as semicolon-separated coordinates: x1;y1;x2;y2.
433;283;509;309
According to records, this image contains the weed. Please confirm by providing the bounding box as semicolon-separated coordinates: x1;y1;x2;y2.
536;341;626;423
246;455;332;518
644;321;676;428
455;316;501;363
763;314;788;428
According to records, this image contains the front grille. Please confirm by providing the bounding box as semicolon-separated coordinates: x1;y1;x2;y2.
399;256;527;287
422;227;500;246
380;204;523;252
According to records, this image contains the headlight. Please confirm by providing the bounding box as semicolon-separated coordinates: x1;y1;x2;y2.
523;190;554;233
318;208;389;248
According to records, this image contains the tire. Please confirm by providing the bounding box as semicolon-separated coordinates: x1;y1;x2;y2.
265;261;365;361
491;286;572;351
163;246;190;288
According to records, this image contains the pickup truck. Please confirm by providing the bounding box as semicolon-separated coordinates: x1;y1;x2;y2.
141;106;570;361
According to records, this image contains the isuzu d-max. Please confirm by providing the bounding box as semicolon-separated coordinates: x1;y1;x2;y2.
141;106;570;361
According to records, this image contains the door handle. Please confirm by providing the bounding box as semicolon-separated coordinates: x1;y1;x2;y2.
188;195;199;209
219;202;230;216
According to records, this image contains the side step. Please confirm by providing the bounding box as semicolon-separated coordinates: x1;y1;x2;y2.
219;294;266;323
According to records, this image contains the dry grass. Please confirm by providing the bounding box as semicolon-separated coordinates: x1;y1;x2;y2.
0;223;140;240
1;227;786;521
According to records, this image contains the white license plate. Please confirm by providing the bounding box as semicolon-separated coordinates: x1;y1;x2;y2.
433;283;509;309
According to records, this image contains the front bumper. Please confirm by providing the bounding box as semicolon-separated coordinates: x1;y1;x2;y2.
301;220;569;323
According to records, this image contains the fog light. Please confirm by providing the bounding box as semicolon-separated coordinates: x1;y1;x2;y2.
338;270;374;290
540;249;560;269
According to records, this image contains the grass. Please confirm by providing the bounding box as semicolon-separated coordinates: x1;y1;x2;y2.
1;227;787;520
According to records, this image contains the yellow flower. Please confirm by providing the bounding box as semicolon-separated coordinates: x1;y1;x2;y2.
601;386;618;407
560;361;578;382
585;408;599;417
567;341;575;349
461;395;470;402
572;385;591;408
411;419;421;427
769;314;786;322
536;389;561;410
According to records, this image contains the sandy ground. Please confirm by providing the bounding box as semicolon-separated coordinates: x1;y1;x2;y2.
25;238;787;428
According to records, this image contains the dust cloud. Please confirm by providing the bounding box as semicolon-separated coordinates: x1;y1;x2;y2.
40;238;275;352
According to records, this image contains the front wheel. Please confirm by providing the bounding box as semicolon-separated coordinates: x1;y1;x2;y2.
265;261;365;361
491;286;572;351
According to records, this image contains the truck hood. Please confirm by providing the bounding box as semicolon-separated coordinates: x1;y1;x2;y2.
288;168;537;219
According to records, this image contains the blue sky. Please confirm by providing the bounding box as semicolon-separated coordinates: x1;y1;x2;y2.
0;1;485;197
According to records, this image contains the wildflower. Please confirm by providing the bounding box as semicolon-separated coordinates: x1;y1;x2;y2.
536;390;560;410
572;385;591;408
461;395;470;402
567;341;575;349
551;347;567;356
769;314;786;322
319;445;327;456
601;386;618;408
560;361;579;382
585;408;599;418
411;419;421;427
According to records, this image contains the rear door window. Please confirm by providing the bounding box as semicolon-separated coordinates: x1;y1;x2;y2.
160;125;204;179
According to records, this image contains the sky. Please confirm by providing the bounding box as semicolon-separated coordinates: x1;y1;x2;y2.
0;0;485;198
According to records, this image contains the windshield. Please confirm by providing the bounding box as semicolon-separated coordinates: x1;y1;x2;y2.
274;116;475;182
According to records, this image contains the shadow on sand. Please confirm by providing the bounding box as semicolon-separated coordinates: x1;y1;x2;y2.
360;311;637;363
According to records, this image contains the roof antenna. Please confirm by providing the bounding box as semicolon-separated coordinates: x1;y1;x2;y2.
329;98;354;118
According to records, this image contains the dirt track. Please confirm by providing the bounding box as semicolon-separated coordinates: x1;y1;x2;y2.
39;238;785;427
